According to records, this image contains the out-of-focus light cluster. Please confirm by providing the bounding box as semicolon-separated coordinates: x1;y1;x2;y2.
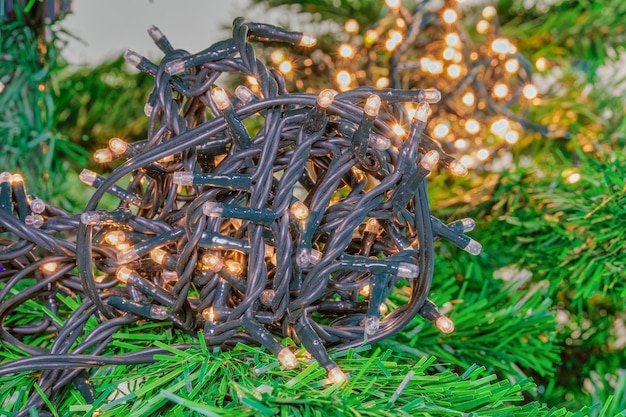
265;0;546;170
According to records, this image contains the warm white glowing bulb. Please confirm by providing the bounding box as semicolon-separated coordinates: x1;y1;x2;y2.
492;83;509;98
522;84;539;100
505;130;519;144
385;0;401;9
211;87;231;110
116;266;135;283
505;58;519;73
336;70;351;88
385;31;403;51
462;92;475;106
454;138;469;151
392;124;405;137
442;9;458;24
79;169;98;186
364;95;381;117
299;33;317;47
279;61;292;74
359;284;371;297
277;348;298;369
105;231;126;246
42;262;58;273
476;20;490;34
270;49;285;65
93;149;113;164
433;123;450;139
327;366;347;384
109;138;128;155
290;201;309;220
477;148;490;161
535;57;548;71
450;160;468;177
447;64;462;79
415;102;430;123
444;33;460;47
420;150;440;171
375;77;390;89
151;248;168;265
566;172;582;184
482;6;497;19
226;260;243;275
443;47;456;61
490;118;510;136
344;18;359;34
491;38;516;54
317;89;337;108
202;253;224;272
338;43;355;59
202;307;217;322
436;316;455;333
465;119;480;134
11;173;23;184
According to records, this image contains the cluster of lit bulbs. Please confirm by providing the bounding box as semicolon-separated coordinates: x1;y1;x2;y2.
267;0;543;169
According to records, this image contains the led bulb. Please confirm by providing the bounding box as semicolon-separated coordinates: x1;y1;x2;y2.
433;123;450;139
290;201;309;220
364;95;381;117
316;89;337;108
93;149;113;164
454;139;468;151
464;238;482;255
11;173;23;184
277;348;298;369
105;231;126;245
415;102;430;122
299;33;317;47
465;119;480;134
327;366;347;384
462;92;475;106
392;124;405;137
123;50;142;67
369;134;391;151
151;248;168;265
30;198;45;214
344;19;359;34
202;254;224;272
492;83;509;98
450;160;468;177
225;260;243;275
172;171;194;186
109;138;128;155
436;316;455;333
80;212;100;225
162;270;178;282
259;289;276;306
165;58;185;75
385;0;401;9
505;59;519;73
419;89;441;103
25;214;44;228
309;249;323;265
385;31;403;51
375;77;390;89
144;102;154;117
202;307;217;322
522;84;539;100
476;148;490;161
491;38;516;54
535;57;548;71
505;130;519;144
476;20;490;34
235;85;256;105
116;266;135;283
447;64;462;79
42;262;58;273
490;118;510;136
338;44;355;59
336;71;351;89
150;306;169;320
211;87;231;111
379;303;389;315
444;33;460;47
482;6;497;19
364;315;380;335
203;201;224;217
270;49;285;65
279;61;292;74
359;284;371;297
147;25;164;41
79;169;98;186
117;247;139;264
397;262;419;278
461;218;476;232
420;150;440;171
442;9;458;24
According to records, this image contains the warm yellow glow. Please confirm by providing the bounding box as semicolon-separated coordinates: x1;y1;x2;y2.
420;58;444;74
364;95;382;117
109;138;128;155
299;34;317;47
476;148;490;161
454;138;469;151
317;89;337;108
433;123;450;138
385;31;403;51
415;102;430;122
327;367;347;384
42;262;58;273
290;201;310;220
522;84;539;99
375;77;390;89
385;0;401;9
447;64;462;79
338;43;355;59
460;155;475;168
535;57;548;71
116;266;134;283
278;60;292;74
443;47;455;61
277;348;298;369
505;58;519;73
491;38;516;54
226;260;243;275
364;29;379;44
93;149;113;164
211;87;231;110
344;18;359;35
476;20;490;34
105;231;126;246
450;160;468;177
270;49;285;65
436;316;455;333
442;9;458;24
392;123;405;137
492;83;509;98
202;307;216;322
336;70;351;88
379;303;388;315
11;173;23;184
445;33;461;48
247;76;259;86
490;118;510;136
359;284;371;297
462;92;475;106
202;253;224;272
151;248;167;265
465;119;480;134
566;171;582;184
505;130;519;144
482;5;497;19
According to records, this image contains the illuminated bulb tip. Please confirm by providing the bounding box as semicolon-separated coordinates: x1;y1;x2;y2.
290;201;309;220
80;212;100;225
365;218;380;234
150;306;169;320
327;366;347;384
147;25;164;41
11;173;23;184
202;307;217;322
464;238;482;255
491;38;517;54
462;92;475;106
379;303;388;315
505;58;519;73
338;43;355;59
375;77;390;89
165;58;186;76
392;124;405;137
117;247;139;264
316;89;337;108
226;260;243;275
359;284;371;297
491;118;510;136
42;262;58;273
211;88;231;111
203;201;224;217
277;348;298;369
299;33;317;47
397;262;419;279
493;83;509;98
420;150;440;171
309;249;323;265
433;123;450;139
482;5;497;19
172;171;194;186
447;64;462;79
364;315;380;335
161;270;177;282
235;85;256;105
109;138;128;155
123;50;142;67
476;148;490;161
364;95;381;117
522;84;539;100
279;60;292;74
151;248;167;265
450;160;468;177
336;71;351;88
442;9;458;24
414;102;430;123
105;231;126;245
465;119;480;134
385;0;401;9
116;266;135;283
461;218;476;232
444;33;460;47
93;149;113;164
344;18;359;34
78;169;98;186
202;254;224;272
435;316;455;334
505;130;519;144
144;102;154;117
535;57;548;71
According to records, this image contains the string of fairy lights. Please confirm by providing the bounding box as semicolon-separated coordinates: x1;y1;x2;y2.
265;0;549;170
0;17;480;415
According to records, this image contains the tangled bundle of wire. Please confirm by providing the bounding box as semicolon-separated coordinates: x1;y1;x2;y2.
0;18;480;413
